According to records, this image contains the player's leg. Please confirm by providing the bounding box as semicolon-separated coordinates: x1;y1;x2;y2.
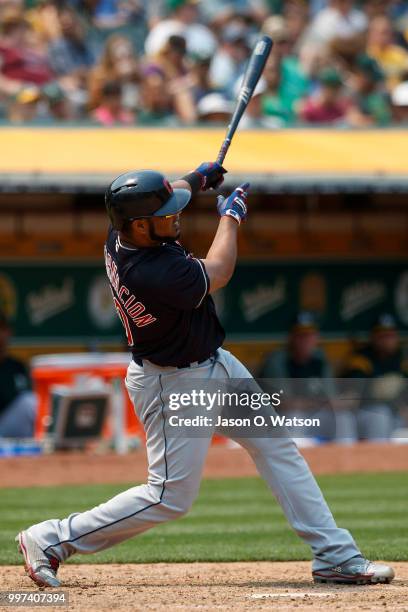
215;348;362;568
308;406;359;444
227;435;361;567
215;348;394;582
23;359;215;565
0;391;36;437
356;403;394;441
332;409;359;444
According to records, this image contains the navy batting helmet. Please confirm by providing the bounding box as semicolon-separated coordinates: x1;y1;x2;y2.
105;170;191;230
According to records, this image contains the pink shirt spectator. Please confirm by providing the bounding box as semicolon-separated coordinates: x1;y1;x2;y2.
92;105;134;126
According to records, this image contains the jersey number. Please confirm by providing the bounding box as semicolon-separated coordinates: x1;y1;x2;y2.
113;297;134;347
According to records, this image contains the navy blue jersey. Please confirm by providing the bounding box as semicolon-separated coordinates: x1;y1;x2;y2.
104;227;225;367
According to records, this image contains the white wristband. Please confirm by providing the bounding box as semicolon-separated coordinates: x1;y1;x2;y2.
225;209;241;224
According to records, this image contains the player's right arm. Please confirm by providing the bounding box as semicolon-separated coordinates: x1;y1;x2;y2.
201;183;249;294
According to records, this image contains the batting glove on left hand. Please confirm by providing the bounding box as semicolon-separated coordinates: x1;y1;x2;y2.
194;161;227;190
217;183;250;225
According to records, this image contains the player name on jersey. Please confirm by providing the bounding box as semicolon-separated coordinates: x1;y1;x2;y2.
104;245;156;333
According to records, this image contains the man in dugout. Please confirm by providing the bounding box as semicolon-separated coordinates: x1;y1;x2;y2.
341;313;408;441
0;312;37;438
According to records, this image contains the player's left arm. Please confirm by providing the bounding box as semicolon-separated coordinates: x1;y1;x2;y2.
171;162;227;194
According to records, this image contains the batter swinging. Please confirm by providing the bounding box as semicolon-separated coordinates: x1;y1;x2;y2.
16;162;394;587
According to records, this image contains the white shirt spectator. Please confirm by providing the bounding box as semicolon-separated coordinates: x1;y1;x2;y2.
200;0;267;23
302;3;367;47
209;50;241;94
145;20;217;58
392;81;408;106
209;23;250;96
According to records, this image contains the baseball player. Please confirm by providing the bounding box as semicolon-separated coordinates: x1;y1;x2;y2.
16;162;394;587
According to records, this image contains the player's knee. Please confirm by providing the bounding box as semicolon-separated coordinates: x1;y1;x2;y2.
162;480;199;517
164;493;196;517
163;500;191;518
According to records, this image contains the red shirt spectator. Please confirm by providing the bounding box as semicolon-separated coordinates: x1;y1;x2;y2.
299;67;351;124
300;96;350;123
0;9;54;86
0;45;54;85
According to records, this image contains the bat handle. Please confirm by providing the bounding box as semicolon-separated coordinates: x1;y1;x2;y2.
216;138;231;165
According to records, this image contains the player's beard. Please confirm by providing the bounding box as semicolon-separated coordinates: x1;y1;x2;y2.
147;219;180;244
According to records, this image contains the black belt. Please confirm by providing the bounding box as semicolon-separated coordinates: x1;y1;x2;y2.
133;354;214;369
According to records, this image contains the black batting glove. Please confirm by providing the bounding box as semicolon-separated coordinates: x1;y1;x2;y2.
182;162;227;195
194;162;227;190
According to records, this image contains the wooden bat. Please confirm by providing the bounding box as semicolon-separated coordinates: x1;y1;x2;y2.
216;35;273;165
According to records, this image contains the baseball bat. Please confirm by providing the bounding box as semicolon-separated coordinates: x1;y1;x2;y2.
216;35;273;165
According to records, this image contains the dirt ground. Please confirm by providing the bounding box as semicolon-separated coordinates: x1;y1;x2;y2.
3;561;407;611
1;442;407;488
2;443;407;610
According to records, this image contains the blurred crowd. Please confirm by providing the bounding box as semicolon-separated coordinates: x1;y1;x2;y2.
1;0;408;126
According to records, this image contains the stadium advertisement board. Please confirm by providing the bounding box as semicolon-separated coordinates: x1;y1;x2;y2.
1;260;407;341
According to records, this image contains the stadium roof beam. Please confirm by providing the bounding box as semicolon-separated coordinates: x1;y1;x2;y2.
1;173;408;195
